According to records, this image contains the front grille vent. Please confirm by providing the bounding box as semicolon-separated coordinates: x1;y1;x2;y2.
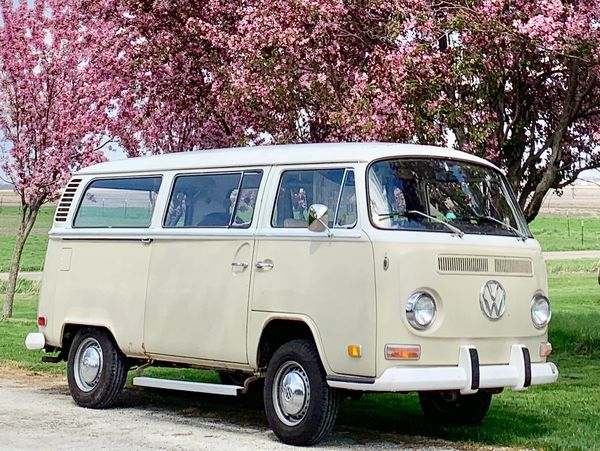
437;255;533;276
54;178;82;222
494;258;533;275
438;256;489;273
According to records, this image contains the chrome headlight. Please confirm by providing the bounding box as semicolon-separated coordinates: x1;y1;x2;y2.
531;294;551;329
406;292;437;330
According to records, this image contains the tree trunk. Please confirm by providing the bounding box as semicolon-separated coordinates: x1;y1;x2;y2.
522;58;581;222
2;204;41;321
523;170;557;223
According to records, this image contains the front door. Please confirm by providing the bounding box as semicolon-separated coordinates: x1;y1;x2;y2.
250;166;376;377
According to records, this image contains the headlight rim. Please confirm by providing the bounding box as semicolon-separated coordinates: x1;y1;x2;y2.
406;291;437;330
531;293;552;329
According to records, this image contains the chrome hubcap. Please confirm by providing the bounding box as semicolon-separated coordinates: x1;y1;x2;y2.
73;337;103;392
272;361;310;426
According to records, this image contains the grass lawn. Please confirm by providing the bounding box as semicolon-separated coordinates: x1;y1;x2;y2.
1;268;599;449
529;215;600;252
0;207;54;272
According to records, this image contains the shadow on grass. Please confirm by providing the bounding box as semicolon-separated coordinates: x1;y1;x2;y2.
337;393;550;446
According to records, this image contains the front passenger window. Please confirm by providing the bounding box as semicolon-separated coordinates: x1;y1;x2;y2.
272;169;356;229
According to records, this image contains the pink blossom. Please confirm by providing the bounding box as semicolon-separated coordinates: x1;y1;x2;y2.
0;0;111;205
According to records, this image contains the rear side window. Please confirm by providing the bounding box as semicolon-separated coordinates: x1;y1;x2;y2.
74;177;162;228
164;171;262;228
272;168;356;228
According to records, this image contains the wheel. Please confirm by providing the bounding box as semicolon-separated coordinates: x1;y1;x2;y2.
264;339;340;446
419;390;492;425
67;327;128;409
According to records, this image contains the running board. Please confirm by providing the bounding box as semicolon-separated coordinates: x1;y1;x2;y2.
132;377;242;396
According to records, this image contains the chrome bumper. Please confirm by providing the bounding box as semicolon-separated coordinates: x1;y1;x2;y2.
25;332;46;350
327;344;559;394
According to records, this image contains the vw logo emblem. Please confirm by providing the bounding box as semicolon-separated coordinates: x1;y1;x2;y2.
480;280;506;321
284;385;294;401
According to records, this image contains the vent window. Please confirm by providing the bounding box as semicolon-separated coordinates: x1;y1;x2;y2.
54;178;82;222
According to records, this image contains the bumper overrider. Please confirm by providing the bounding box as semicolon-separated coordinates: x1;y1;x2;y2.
327;344;558;394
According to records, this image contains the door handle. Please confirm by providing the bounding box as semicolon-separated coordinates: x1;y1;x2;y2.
141;238;153;245
255;260;274;270
231;261;249;269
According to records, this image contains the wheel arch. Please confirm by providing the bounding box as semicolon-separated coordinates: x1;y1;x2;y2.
254;315;332;374
61;323;118;357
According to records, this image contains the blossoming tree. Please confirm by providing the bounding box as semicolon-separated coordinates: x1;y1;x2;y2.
108;0;600;220
0;0;109;319
420;1;600;220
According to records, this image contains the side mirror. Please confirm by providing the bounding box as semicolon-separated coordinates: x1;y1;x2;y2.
308;204;331;235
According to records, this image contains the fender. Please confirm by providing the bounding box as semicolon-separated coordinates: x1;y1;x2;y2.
249;312;333;375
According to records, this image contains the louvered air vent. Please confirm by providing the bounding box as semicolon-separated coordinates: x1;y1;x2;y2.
437;256;489;273
494;258;533;275
54;178;82;222
437;255;533;276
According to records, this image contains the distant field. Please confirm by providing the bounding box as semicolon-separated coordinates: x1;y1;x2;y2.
539;182;600;217
0;191;57;208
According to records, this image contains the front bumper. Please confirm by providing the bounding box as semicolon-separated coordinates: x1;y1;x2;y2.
327;344;559;394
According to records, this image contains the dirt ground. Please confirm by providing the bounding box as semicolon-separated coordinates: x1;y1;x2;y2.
0;366;504;451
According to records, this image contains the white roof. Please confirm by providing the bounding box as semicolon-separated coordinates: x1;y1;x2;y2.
77;142;499;175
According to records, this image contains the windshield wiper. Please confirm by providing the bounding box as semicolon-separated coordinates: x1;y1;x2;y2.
406;210;464;238
377;212;405;219
477;215;528;241
377;211;464;237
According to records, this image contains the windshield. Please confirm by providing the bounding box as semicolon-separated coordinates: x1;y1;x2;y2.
368;158;530;237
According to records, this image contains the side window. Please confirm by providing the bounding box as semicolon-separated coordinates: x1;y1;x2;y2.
74;177;162;228
335;171;357;228
272;168;353;228
164;171;262;228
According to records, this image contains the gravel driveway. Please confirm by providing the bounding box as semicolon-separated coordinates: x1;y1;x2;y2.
0;374;467;451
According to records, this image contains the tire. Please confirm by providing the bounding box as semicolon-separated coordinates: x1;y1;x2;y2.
419;390;492;425
264;339;340;446
67;327;128;409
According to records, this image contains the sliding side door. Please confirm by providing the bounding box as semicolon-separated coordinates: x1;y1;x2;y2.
143;170;265;364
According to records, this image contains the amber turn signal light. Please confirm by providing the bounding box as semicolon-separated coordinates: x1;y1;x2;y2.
385;344;421;360
540;342;552;357
347;344;362;358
